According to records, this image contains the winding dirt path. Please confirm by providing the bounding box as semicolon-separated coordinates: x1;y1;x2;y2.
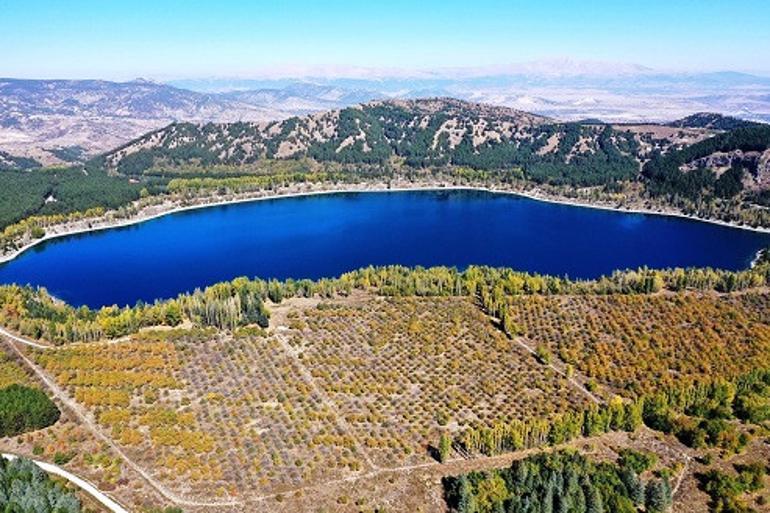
672;454;692;497
0;332;243;509
0;325;51;349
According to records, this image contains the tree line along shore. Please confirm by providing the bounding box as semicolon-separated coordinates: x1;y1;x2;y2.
3;172;770;266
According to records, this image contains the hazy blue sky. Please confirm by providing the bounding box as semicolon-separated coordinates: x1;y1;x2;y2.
2;0;769;79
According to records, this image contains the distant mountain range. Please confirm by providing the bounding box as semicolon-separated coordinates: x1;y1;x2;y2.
0;78;290;166
171;69;770;122
1;67;770;166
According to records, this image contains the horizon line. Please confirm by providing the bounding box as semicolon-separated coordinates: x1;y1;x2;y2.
4;59;770;83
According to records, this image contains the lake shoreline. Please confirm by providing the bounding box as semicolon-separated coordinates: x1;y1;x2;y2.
2;181;769;266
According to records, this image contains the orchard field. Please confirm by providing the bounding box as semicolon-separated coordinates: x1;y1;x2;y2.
27;295;593;501
7;282;770;510
503;292;770;396
287;296;593;467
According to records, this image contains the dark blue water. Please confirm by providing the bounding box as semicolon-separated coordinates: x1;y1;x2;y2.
1;190;768;308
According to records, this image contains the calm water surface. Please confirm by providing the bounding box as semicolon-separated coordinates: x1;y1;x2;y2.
1;190;769;307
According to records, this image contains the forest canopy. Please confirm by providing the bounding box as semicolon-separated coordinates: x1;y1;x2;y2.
0;456;81;513
0;384;60;437
443;450;672;513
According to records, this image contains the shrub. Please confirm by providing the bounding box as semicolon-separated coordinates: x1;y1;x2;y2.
54;451;75;465
535;344;552;364
698;465;767;513
618;448;658;474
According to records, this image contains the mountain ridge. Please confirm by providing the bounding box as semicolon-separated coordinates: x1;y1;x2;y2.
101;97;709;187
3;71;770;167
0;78;348;166
666;112;760;130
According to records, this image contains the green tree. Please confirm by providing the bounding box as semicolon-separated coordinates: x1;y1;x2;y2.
0;384;60;437
457;475;477;513
476;473;508;513
645;479;671;513
438;433;451;463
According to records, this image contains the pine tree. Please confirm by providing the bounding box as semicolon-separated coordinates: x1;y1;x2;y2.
620;468;645;506
585;484;604;513
645;479;670;513
457;475;476;513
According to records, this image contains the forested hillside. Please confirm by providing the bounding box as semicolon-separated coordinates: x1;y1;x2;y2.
0;150;40;171
667;112;760;131
99;99;770;198
643;124;770;201
3;99;770;236
0;166;142;228
102;98;654;187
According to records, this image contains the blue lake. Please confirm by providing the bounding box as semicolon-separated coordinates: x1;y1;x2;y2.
1;190;769;308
